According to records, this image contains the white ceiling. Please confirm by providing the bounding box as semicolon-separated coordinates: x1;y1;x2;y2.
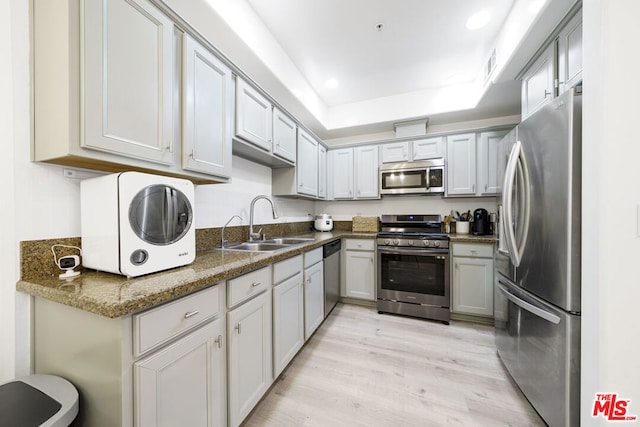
246;0;515;108
200;0;577;140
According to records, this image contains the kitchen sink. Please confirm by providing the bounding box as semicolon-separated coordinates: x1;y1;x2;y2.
221;242;290;252
217;237;315;252
262;237;315;245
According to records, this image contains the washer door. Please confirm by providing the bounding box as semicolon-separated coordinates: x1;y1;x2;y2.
129;185;193;246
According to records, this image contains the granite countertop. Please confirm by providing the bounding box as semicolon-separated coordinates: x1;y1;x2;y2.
448;234;498;244
17;231;376;319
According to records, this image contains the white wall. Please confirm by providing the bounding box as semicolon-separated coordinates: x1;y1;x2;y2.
581;0;640;424
0;0;18;382
0;0;84;381
195;155;314;229
317;197;497;222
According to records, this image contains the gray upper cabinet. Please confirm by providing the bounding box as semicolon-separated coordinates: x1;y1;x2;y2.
521;43;556;120
557;9;583;94
272;128;324;199
182;34;233;178
380;137;444;164
83;0;175;165
412;137;444;160
380;142;409;163
296;129;319;197
477;130;508;196
33;0;233;183
272;107;297;163
318;144;327;199
446;133;477;196
233;77;298;167
521;8;582;120
235;78;273;152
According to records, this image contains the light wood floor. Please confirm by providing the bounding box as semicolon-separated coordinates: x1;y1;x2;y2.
242;303;546;427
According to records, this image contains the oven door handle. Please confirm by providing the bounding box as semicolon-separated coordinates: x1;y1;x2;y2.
378;247;448;257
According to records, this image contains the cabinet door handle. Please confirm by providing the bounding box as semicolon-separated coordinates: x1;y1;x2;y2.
214;334;223;349
472;184;475;192
544;90;552;98
235;323;242;334
184;310;200;319
251;282;262;287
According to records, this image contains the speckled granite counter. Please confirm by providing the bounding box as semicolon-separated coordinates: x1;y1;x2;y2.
448;234;497;244
17;231;376;318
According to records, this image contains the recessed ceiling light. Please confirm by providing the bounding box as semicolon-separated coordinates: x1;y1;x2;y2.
465;10;491;30
324;78;339;89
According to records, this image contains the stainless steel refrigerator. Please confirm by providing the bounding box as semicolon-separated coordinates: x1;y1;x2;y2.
494;87;581;427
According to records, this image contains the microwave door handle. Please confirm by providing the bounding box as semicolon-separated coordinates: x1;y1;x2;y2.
425;167;430;190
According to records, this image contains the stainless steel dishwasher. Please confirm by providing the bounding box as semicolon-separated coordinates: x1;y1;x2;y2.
323;239;341;317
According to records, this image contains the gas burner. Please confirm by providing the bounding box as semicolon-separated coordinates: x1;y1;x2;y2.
377;214;449;249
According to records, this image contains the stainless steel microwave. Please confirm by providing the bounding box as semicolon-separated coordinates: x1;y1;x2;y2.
379;158;445;195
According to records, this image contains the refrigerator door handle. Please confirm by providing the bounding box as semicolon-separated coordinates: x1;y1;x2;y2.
502;141;531;267
515;146;531;260
502;142;520;265
497;282;561;324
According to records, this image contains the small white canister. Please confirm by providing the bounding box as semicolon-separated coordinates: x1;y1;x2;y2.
314;214;334;231
456;221;470;234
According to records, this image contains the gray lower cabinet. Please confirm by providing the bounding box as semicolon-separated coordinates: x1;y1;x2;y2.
134;318;226;426
32;282;226;426
342;239;376;301
272;256;305;378
451;243;494;317
226;267;273;427
303;248;324;340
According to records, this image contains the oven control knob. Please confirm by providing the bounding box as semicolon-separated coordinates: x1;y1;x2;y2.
393;239;400;246
423;240;431;247
433;241;441;248
408;240;414;246
384;239;391;245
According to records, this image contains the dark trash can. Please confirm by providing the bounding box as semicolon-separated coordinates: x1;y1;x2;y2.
0;374;78;426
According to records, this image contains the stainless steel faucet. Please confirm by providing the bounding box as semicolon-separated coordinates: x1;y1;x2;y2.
249;195;279;241
221;215;242;248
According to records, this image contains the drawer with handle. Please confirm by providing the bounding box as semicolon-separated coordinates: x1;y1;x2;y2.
345;239;375;251
133;283;223;357
227;266;272;308
452;243;494;258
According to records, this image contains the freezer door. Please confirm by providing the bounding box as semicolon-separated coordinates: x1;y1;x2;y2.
516;89;582;312
495;273;580;427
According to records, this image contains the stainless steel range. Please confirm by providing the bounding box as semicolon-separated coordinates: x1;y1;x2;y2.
376;214;450;324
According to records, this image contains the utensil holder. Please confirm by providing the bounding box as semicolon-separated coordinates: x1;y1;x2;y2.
456;221;470;234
